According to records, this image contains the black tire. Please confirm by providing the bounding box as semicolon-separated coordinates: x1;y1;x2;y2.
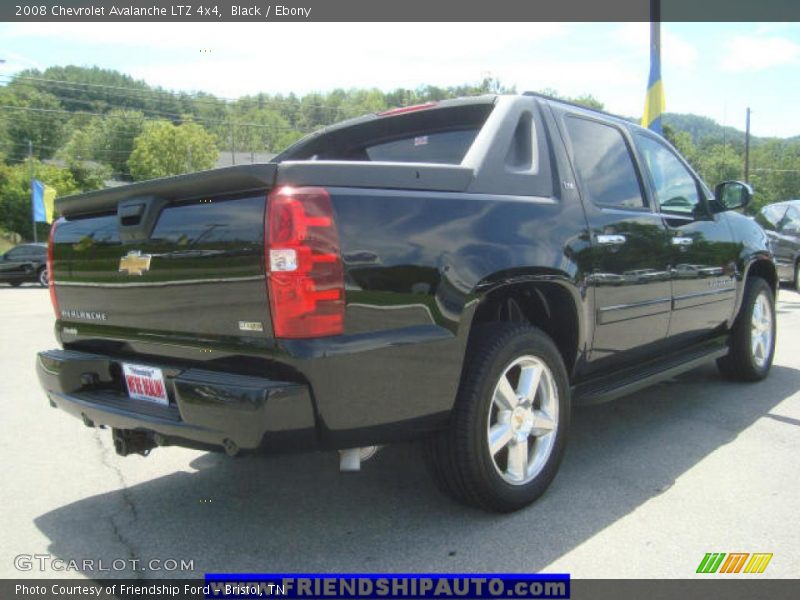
794;262;800;293
717;277;776;382
9;281;22;287
37;267;48;288
424;323;570;512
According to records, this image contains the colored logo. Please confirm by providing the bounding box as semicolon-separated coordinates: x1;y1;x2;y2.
119;250;152;275
696;553;772;574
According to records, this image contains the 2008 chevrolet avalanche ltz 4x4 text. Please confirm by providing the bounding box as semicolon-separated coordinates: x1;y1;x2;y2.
37;94;776;512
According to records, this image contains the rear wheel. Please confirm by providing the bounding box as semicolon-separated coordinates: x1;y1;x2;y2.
9;281;22;287
424;324;570;512
717;277;776;381
37;268;48;288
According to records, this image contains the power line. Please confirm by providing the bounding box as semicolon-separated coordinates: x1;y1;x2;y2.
0;73;350;114
3;77;318;124
0;103;319;132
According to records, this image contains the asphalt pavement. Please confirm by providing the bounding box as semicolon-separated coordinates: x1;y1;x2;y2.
1;285;798;579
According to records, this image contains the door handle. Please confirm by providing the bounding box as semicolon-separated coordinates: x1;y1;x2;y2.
596;234;627;246
672;236;694;246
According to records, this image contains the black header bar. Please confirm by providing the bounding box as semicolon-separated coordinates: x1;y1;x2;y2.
2;0;799;22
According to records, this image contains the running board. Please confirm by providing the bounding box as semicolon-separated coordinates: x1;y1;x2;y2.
573;339;729;406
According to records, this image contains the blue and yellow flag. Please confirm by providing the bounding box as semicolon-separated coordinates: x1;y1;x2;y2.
642;22;665;134
32;179;57;224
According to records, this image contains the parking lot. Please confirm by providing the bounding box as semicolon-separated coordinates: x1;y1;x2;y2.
1;286;798;579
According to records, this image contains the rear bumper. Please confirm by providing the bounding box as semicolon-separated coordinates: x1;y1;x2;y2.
36;349;317;453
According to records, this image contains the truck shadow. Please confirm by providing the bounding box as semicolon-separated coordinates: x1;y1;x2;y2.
34;363;798;577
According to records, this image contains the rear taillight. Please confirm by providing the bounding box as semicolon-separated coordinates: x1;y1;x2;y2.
377;102;437;116
47;218;61;319
265;186;344;338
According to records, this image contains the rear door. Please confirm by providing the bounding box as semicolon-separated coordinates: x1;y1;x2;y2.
632;132;737;342
757;204;792;280
556;111;673;372
782;206;800;278
773;205;800;280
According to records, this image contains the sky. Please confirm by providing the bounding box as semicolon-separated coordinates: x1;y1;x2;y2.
1;21;799;137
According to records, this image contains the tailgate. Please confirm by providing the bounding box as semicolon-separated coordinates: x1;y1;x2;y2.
52;165;276;339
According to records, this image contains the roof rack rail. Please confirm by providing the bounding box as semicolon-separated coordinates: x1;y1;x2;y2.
522;91;626;121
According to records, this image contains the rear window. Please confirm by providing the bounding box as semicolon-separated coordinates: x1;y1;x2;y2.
277;102;493;165
365;130;478;164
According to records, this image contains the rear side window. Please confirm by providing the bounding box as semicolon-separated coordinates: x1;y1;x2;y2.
5;246;31;259
565;117;645;209
365;129;478;164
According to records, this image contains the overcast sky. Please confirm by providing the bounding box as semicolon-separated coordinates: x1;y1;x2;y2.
1;22;799;137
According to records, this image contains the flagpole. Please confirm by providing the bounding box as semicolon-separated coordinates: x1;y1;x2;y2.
642;0;664;134
28;140;37;243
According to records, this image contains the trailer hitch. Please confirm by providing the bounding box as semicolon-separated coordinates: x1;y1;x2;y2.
112;428;156;457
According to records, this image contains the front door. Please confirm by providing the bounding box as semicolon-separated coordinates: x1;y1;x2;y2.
633;133;738;342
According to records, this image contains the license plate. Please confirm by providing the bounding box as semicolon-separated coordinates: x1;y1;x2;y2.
122;363;168;406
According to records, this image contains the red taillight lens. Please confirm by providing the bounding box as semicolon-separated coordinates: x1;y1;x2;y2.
47;218;61;319
266;186;344;338
377;102;437;116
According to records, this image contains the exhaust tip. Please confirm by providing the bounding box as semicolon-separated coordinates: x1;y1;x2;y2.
339;446;380;472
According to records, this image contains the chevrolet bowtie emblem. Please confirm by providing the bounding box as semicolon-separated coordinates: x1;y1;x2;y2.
119;251;152;276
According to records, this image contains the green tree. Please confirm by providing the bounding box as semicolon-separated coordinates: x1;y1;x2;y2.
663;123;697;164
694;144;742;190
749;139;800;210
127;120;218;180
537;88;604;110
0;161;80;239
59;109;145;176
1;87;67;161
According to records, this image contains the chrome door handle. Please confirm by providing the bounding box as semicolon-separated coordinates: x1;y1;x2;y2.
596;234;627;246
672;236;694;246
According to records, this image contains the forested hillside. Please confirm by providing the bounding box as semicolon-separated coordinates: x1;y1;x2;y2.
1;66;799;241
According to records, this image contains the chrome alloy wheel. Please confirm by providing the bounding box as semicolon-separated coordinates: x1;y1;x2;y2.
486;356;558;485
750;291;773;369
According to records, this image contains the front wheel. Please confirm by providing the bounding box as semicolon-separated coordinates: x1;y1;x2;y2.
717;277;776;382
424;324;570;512
37;268;49;288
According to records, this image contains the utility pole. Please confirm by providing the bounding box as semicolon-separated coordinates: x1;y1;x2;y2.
744;107;751;183
230;122;236;165
28;140;37;243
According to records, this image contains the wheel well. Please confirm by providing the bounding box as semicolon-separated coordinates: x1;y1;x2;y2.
471;282;580;374
747;259;778;296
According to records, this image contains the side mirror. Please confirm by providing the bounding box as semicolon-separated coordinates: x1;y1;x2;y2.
714;180;753;212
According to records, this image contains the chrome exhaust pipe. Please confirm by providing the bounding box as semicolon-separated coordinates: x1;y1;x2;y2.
339;446;380;472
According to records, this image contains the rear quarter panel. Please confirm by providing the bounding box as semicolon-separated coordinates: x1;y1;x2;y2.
301;186;591;445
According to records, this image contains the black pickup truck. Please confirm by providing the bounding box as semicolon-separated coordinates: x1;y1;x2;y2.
37;94;777;512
